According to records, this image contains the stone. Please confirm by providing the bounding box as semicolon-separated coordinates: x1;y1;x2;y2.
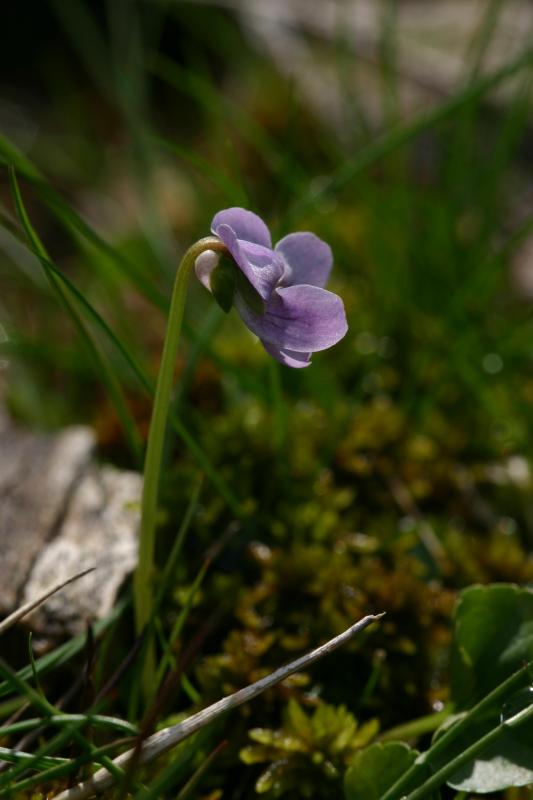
0;408;141;638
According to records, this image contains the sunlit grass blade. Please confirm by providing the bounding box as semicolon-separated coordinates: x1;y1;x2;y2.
0;745;68;770
0;714;137;740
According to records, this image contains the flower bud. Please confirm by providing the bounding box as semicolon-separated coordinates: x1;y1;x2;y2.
194;249;220;291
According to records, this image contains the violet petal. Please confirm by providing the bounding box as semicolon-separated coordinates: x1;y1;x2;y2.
276;232;333;289
236;284;348;353
211;207;272;248
215;223;283;301
261;340;312;368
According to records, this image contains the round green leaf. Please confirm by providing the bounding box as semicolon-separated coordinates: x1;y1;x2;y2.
451;584;533;709
445;715;533;793
344;742;417;800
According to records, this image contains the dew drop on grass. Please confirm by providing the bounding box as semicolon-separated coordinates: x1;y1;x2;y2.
501;686;533;724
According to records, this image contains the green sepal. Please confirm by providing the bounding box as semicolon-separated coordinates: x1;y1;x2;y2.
210;256;236;313
211;254;266;315
234;267;266;315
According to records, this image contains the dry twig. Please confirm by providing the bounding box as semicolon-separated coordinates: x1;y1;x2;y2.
54;612;384;800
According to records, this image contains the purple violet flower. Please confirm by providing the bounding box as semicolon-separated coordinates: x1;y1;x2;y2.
195;207;348;368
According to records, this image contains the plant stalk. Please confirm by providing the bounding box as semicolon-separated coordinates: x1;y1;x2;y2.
404;701;533;800
381;662;532;800
133;236;227;665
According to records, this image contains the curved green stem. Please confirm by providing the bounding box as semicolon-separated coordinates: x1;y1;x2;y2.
381;662;532;800
134;236;227;640
405;701;533;800
378;706;451;743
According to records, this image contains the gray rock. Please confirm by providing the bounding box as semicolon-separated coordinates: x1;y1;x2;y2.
0;419;94;612
23;463;140;637
0;410;141;638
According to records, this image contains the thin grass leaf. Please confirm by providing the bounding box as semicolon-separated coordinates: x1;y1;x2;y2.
6;738;137;795
136;736;226;800
154;135;247;205
153;558;209;693
0;659;125;790
173;306;224;412
180;674;201;705
0;699;26;720
466;0;507;82
28;253;152;393
0;745;68;770
0;568;96;636
290;44;533;219
3;187;247;513
0;723;82;789
50;0;112;99
28;633;45;704
151;54;308;193
153;476;204;615
0;714;138;739
0;140;166;309
0;597;127;700
175;740;227;800
9;167;143;463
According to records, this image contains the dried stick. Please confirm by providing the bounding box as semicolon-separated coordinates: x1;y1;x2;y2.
54;612;384;800
0;568;96;636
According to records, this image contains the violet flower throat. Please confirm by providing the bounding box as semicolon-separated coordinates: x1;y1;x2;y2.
195;207;348;368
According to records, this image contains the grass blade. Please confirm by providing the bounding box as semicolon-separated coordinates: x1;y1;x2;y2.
0;598;127;700
9;167;143;464
290;44;533;219
0;568;96;636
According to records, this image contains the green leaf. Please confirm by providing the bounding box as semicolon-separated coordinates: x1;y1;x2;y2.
450;584;533;709
286;698;313;742
445;713;533;793
344;742;417;800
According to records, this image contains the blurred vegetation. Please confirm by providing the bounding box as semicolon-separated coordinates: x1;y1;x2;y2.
1;1;533;798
